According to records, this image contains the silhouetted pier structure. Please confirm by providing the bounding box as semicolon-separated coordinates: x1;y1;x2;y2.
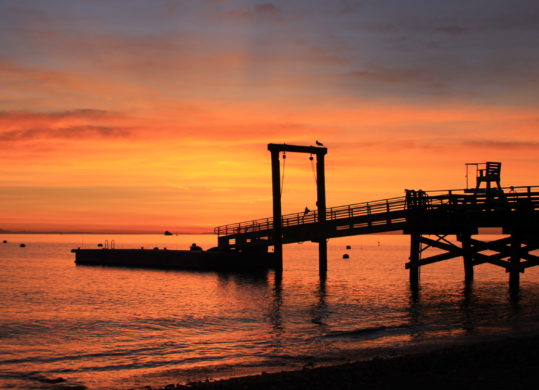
215;145;539;288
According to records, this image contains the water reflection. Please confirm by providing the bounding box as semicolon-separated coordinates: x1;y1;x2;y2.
310;277;328;327
508;284;522;319
270;271;283;333
509;282;521;306
460;281;475;333
409;281;420;304
407;282;424;341
216;271;270;287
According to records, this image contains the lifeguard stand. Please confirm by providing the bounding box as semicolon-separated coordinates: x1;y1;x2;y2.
466;162;502;192
465;162;505;207
476;162;502;192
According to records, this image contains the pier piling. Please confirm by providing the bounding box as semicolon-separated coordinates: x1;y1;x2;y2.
270;148;283;271
409;233;421;287
460;233;474;282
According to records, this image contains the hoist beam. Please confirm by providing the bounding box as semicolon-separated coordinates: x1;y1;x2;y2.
268;143;327;155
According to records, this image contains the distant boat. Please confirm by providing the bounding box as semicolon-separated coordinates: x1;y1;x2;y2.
19;243;26;248
164;230;173;236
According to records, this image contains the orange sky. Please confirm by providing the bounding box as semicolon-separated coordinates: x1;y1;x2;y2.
1;1;538;233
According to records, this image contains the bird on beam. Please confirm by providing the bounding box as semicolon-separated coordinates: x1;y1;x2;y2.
315;140;324;146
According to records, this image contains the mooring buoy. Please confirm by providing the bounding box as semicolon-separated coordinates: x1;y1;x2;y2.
343;253;349;259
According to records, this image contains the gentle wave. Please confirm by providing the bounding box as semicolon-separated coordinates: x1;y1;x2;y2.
323;323;412;338
0;345;174;366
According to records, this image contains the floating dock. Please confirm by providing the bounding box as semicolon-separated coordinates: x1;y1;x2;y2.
72;248;278;271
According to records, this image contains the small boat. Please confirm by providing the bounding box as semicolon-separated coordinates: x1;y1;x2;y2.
71;247;277;271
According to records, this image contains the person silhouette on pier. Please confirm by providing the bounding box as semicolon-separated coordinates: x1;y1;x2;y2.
190;243;202;251
303;207;311;222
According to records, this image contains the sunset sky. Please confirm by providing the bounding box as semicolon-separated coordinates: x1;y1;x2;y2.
1;0;538;233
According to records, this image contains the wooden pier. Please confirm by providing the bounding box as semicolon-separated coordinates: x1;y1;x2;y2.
214;144;539;287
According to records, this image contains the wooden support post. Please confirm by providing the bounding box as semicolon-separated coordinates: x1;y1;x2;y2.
270;150;283;271
409;233;421;287
509;233;521;289
316;152;327;275
460;233;474;282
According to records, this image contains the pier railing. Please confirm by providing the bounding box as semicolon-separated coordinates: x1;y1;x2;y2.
408;185;539;211
214;185;539;238
214;195;407;237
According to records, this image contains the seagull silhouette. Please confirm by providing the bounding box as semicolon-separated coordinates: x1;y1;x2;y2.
315;140;324;146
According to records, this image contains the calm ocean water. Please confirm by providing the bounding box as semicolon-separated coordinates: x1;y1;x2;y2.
1;233;539;389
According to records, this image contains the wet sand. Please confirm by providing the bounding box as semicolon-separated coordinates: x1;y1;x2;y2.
158;335;539;389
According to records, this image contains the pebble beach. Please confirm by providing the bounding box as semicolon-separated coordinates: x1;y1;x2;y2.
158;334;539;390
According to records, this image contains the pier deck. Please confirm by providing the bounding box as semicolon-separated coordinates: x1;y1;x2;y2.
215;185;539;286
215;186;539;247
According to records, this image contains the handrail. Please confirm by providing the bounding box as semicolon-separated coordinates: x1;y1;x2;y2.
214;185;539;237
214;195;407;236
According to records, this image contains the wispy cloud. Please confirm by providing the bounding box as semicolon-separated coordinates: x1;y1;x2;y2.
0;59;71;86
255;3;282;21
0;125;132;141
435;26;467;36
459;139;539;150
0;109;118;121
340;138;539;151
0;109;134;142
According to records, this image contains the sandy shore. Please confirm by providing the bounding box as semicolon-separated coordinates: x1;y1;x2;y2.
155;335;539;389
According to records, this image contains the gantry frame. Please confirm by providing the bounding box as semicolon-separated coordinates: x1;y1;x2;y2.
267;143;328;273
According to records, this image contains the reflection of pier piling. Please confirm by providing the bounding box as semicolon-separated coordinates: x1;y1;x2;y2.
215;149;539;288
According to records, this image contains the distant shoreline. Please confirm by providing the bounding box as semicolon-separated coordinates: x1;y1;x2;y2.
0;229;503;236
0;231;214;235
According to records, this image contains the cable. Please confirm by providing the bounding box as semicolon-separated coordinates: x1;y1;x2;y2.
310;155;317;184
280;152;286;197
